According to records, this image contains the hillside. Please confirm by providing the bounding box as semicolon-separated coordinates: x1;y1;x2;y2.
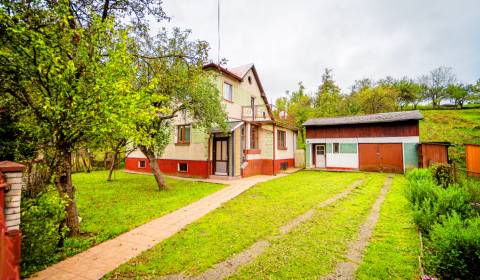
420;107;480;164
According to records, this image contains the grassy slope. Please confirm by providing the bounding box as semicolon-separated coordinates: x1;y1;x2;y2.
230;173;386;279
420;107;480;165
108;171;365;278
356;176;420;280
64;171;224;256
420;108;480;145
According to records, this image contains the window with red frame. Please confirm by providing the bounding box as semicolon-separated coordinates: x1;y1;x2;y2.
250;125;259;149
177;125;191;144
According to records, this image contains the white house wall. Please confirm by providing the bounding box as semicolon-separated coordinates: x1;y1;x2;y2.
326;153;359;169
275;128;296;160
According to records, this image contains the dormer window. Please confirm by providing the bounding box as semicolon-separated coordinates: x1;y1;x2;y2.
223;82;233;101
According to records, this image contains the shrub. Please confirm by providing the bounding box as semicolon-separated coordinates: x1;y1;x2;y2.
412;186;473;233
404;169;437;206
430;163;455;188
20;187;68;277
406;168;433;182
425;214;480;279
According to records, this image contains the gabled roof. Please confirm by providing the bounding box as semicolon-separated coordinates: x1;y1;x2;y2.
203;63;274;120
303;110;424;126
229;63;254;79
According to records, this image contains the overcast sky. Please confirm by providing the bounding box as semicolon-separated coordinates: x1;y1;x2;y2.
156;0;480;100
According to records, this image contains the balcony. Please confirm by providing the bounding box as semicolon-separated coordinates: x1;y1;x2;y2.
241;105;271;121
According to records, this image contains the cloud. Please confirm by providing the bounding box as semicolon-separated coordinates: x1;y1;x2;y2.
155;0;480;99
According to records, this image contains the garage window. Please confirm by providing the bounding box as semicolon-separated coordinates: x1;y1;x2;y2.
333;143;340;153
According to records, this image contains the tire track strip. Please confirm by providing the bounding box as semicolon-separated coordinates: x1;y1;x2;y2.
162;179;365;280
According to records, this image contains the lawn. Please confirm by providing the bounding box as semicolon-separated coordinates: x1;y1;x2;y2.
108;171;366;278
64;171;224;257
356;176;420;279
230;173;386;279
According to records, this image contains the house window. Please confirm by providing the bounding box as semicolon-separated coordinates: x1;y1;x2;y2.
177;125;191;144
178;163;188;172
138;160;146;168
277;130;287;150
248;76;252;84
223;82;233;101
250;125;259;149
333;143;340;153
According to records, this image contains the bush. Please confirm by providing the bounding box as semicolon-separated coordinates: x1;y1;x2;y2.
20;187;68;277
412;186;473;233
404;169;437;206
425;214;480;279
430;163;455;188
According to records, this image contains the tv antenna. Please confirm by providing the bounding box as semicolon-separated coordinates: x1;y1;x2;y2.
217;0;221;64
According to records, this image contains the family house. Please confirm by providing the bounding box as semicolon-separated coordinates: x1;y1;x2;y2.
125;63;298;178
303;111;423;173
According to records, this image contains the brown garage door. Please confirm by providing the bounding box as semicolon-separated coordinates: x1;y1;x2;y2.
359;143;403;173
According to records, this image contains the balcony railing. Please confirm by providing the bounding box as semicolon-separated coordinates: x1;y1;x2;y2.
241;105;270;121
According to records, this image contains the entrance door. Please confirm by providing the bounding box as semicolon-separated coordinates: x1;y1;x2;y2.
213;138;229;175
315;144;326;168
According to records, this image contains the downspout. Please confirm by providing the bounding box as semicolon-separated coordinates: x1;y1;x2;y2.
207;134;211;178
232;131;235;177
272;124;276;175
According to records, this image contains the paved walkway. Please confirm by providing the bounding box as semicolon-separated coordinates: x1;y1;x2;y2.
30;171;298;280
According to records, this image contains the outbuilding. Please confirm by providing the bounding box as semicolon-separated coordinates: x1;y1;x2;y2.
303;111;424;173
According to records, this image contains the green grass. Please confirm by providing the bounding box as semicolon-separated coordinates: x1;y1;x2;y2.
356;176;420;280
107;171;366;278
420;108;480;165
64;171;224;256
230;173;387;279
420;108;480;145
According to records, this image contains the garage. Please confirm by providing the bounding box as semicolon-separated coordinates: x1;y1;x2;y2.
304;111;423;173
359;143;403;173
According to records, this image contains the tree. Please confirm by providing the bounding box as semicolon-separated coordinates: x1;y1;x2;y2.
393;78;423;110
314;68;343;117
446;84;469;109
132;29;227;190
0;1;143;235
420;66;456;107
351;78;373;93
354;86;399;114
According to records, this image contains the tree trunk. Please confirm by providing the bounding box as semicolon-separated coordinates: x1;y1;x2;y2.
54;149;80;236
107;151;117;181
139;145;168;190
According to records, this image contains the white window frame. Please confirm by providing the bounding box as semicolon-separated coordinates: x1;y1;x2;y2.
223;82;233;101
138;160;146;168
178;162;188;173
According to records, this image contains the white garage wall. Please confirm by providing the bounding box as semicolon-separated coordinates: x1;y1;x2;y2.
326;153;359;169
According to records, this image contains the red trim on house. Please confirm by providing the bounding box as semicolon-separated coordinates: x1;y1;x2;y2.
125;158;209;179
242;158;295;177
244;149;261;154
325;167;357;171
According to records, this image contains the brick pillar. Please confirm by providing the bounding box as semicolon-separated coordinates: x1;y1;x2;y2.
0;161;25;280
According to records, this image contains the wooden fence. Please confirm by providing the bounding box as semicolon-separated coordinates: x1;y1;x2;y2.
466;144;480;178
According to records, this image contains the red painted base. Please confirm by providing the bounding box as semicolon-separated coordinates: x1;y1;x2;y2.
242;158;295;177
125;158;209;178
126;157;295;178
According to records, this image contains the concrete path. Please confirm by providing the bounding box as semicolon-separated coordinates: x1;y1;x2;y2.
30;172;298;280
